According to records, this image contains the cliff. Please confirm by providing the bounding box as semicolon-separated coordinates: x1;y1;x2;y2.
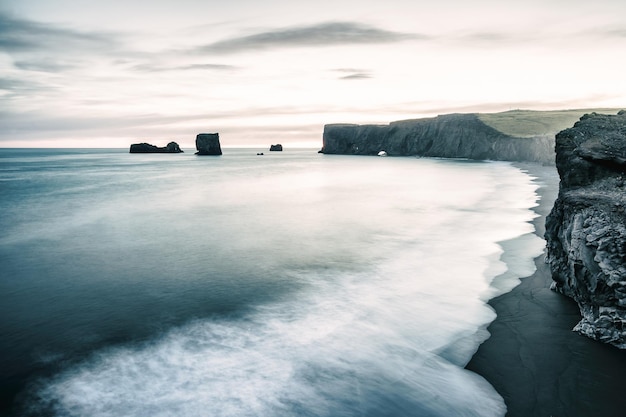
129;141;182;153
545;111;626;348
320;113;555;163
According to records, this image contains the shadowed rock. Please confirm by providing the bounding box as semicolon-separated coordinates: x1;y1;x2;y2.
546;110;626;348
269;144;283;151
129;141;183;153
196;133;222;155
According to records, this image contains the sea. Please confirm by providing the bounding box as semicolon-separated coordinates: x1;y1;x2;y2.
0;148;544;417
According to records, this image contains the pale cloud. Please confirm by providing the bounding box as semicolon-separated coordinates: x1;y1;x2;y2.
131;63;239;73
340;73;371;80
13;59;77;72
450;31;523;43
0;77;55;97
195;21;423;54
0;11;118;52
333;68;372;80
589;26;626;39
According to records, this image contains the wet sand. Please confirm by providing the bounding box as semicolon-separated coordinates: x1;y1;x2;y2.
466;163;626;417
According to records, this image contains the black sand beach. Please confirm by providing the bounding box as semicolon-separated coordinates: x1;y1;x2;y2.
466;163;626;417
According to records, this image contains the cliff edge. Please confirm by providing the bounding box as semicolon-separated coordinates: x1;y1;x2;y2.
546;111;626;348
320;113;555;163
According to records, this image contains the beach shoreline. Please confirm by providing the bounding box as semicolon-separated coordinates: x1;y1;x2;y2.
466;162;626;417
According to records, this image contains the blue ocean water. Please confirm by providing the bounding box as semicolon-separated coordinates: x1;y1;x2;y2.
0;148;543;416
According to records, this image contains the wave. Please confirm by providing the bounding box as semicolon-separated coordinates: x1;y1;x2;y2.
8;154;542;417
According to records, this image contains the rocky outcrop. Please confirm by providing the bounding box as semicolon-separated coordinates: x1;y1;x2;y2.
269;144;283;151
546;111;626;348
129;141;183;153
196;133;222;155
320;113;555;163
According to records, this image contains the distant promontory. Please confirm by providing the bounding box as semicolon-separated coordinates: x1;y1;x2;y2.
129;141;183;153
319;109;621;164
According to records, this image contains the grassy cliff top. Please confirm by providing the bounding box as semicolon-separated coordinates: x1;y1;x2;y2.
478;109;622;137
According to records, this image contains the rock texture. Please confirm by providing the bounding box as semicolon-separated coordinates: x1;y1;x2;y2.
320;113;555;163
196;133;222;155
129;141;183;153
269;144;283;151
546;111;626;348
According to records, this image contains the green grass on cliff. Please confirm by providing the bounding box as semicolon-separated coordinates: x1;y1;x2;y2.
478;109;622;138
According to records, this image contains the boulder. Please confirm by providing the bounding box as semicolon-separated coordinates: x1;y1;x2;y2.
196;133;222;155
545;110;626;347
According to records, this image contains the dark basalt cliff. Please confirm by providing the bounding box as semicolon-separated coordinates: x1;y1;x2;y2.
130;141;183;153
546;111;626;348
320;113;554;163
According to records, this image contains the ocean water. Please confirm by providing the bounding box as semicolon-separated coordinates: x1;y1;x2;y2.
0;148;544;417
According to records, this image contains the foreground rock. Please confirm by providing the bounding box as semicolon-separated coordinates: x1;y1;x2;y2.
129;142;183;153
320;113;555;163
196;133;222;155
546;111;626;348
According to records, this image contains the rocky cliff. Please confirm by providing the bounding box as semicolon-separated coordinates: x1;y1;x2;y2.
546;111;626;348
129;141;183;153
320;113;555;163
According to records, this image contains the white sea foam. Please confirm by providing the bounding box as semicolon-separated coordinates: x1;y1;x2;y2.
16;152;543;417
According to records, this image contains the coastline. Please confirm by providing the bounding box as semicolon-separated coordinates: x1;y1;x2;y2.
466;162;626;416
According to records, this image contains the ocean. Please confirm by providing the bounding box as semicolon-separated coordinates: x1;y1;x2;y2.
0;148;544;417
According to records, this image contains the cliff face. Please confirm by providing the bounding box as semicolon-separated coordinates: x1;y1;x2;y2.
546;111;626;348
320;113;555;163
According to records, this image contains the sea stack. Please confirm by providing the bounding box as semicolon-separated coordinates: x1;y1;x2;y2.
545;110;626;348
269;144;283;151
129;141;183;153
196;133;222;155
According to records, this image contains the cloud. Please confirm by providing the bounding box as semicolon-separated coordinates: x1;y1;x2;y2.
333;68;372;80
132;63;239;72
447;25;626;46
455;32;516;42
0;77;55;97
588;26;626;39
14;59;77;72
196;22;422;54
0;12;118;53
340;73;371;80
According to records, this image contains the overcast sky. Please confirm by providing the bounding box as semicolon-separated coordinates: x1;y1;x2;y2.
1;0;625;148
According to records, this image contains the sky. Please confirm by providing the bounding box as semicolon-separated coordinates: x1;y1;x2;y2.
1;0;625;148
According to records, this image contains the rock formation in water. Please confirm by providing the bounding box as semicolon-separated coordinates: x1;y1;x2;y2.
196;133;222;155
129;141;183;153
546;111;626;348
269;144;283;151
319;113;555;163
